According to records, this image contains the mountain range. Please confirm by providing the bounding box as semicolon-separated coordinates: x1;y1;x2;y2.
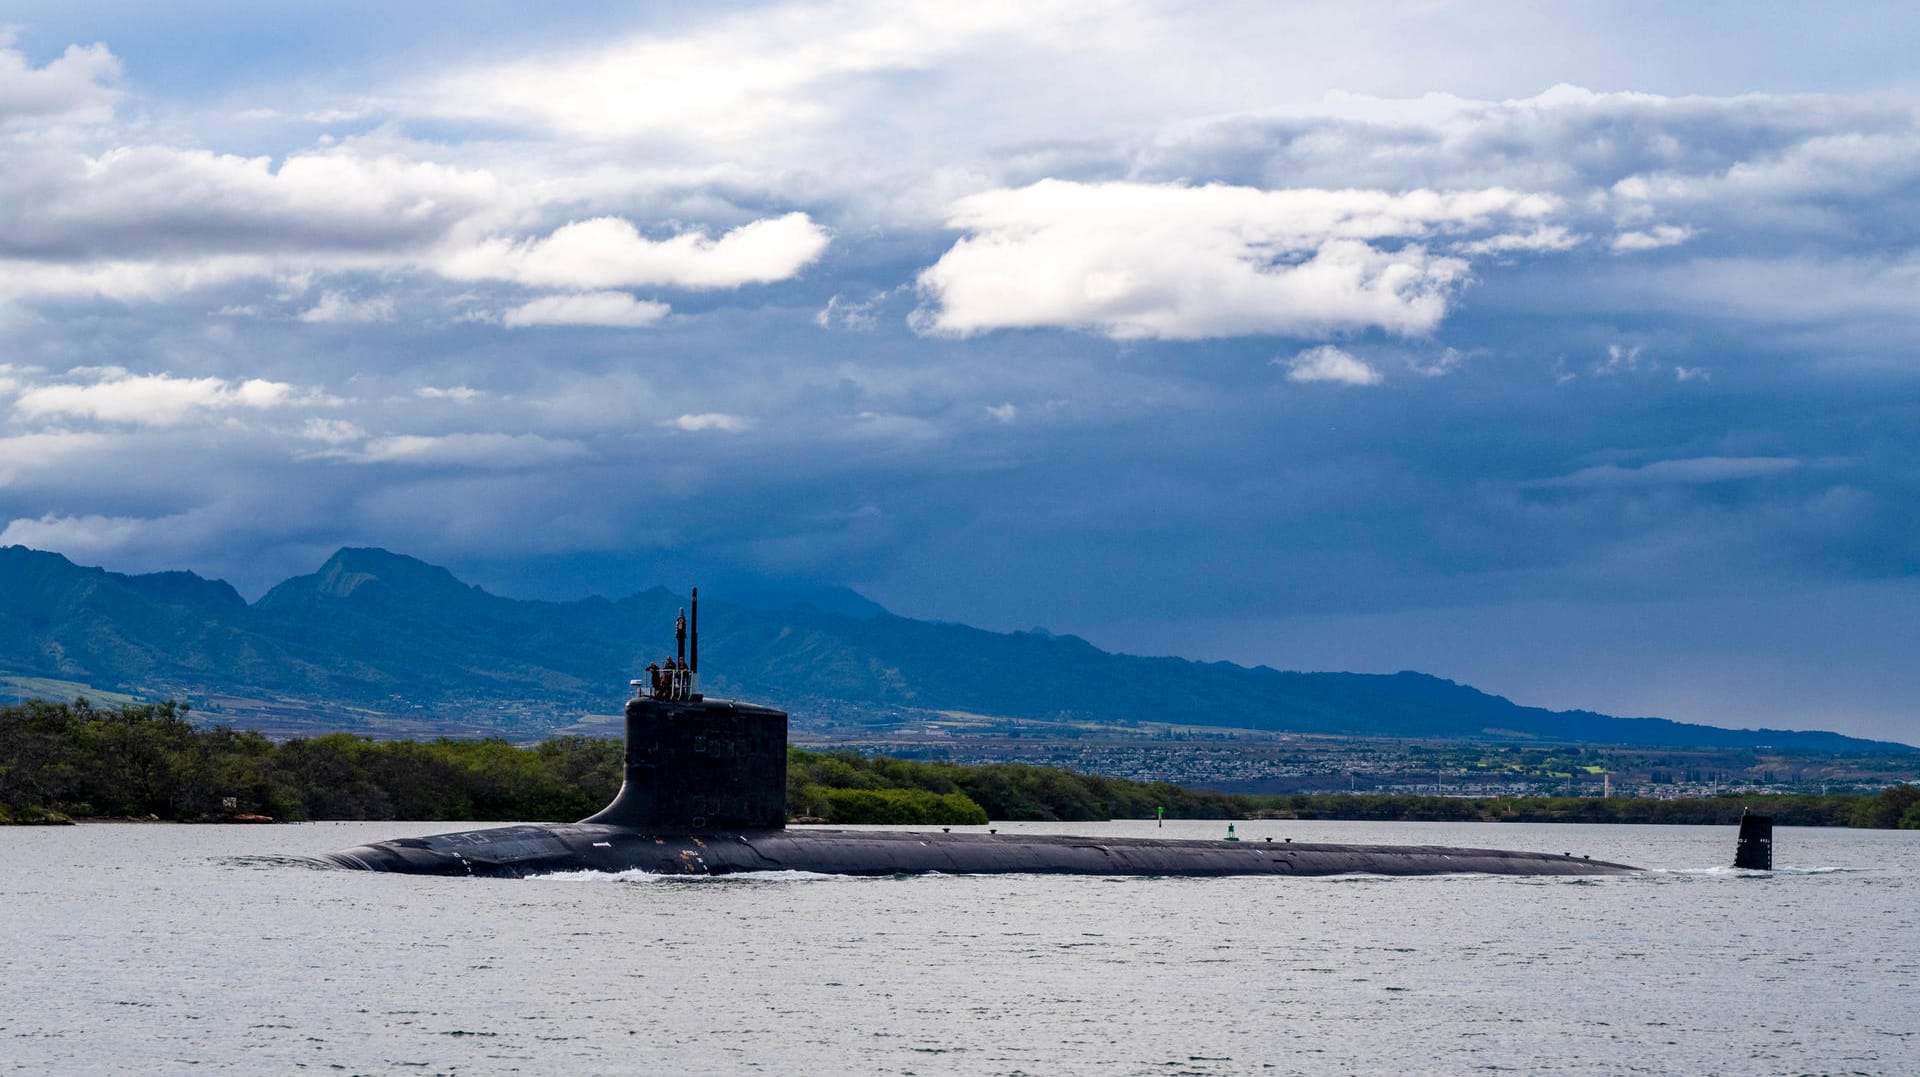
0;544;1907;751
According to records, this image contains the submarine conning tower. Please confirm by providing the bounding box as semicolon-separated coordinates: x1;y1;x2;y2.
580;587;789;833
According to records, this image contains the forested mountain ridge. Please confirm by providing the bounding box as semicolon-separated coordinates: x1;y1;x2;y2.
0;544;1907;751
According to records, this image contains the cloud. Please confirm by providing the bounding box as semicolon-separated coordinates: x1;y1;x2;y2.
299;290;395;323
1595;344;1643;375
411;1;1071;144
1609;253;1920;327
671;413;754;432
1279;345;1384;386
843;411;943;442
502;291;671;328
0;141;826;304
1674;366;1711;383
12;369;335;426
1612;224;1694;253
0;146;512;264
415;386;484;401
442;213;830;291
0;513;151;558
0;362;32;396
0;431;111;485
1529;457;1801;489
354;433;589;467
0;38;120;124
0;253;282;303
985;402;1018;423
1407;347;1464;377
300;417;366;444
1130;88;1920;318
0;143;512;303
816;292;884;331
914;180;1558;339
1455;226;1581;256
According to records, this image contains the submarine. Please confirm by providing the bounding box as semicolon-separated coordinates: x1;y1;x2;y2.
320;590;1663;879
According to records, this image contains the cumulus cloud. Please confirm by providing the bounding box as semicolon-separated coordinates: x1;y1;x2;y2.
415;386;484;401
1279;345;1384;386
985;402;1017;423
915;180;1555;339
1529;456;1801;489
12;369;336;426
1130;88;1920;323
442;213;830;291
0;38;120;123
671;413;754;432
502;291;670;328
299;290;395;323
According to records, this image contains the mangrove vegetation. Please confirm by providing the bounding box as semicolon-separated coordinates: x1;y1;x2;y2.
3;699;1918;829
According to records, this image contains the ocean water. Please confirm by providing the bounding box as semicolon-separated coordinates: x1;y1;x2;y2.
3;818;1916;1075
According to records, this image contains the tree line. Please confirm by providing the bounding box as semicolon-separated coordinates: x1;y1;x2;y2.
788;746;1920;828
3;699;1917;829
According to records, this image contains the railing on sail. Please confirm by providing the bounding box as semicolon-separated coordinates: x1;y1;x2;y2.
630;667;698;702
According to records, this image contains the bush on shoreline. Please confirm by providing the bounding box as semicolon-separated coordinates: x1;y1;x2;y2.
2;699;1916;828
0;803;73;825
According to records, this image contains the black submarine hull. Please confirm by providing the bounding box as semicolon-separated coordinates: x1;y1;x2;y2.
320;823;1639;878
316;600;1641;880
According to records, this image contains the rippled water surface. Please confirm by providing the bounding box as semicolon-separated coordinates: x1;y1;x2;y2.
4;819;1917;1075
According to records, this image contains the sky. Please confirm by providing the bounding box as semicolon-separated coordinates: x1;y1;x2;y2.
0;2;1917;741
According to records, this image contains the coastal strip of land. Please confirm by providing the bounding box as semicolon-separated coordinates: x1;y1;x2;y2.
4;699;1917;829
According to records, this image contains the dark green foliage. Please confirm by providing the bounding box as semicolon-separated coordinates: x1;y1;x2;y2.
805;788;990;825
781;748;1920;830
0;699;620;822
786;747;1249;822
0;803;72;824
4;699;1917;829
1849;783;1920;829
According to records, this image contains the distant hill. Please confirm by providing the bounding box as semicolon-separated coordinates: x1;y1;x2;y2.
0;544;1909;752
